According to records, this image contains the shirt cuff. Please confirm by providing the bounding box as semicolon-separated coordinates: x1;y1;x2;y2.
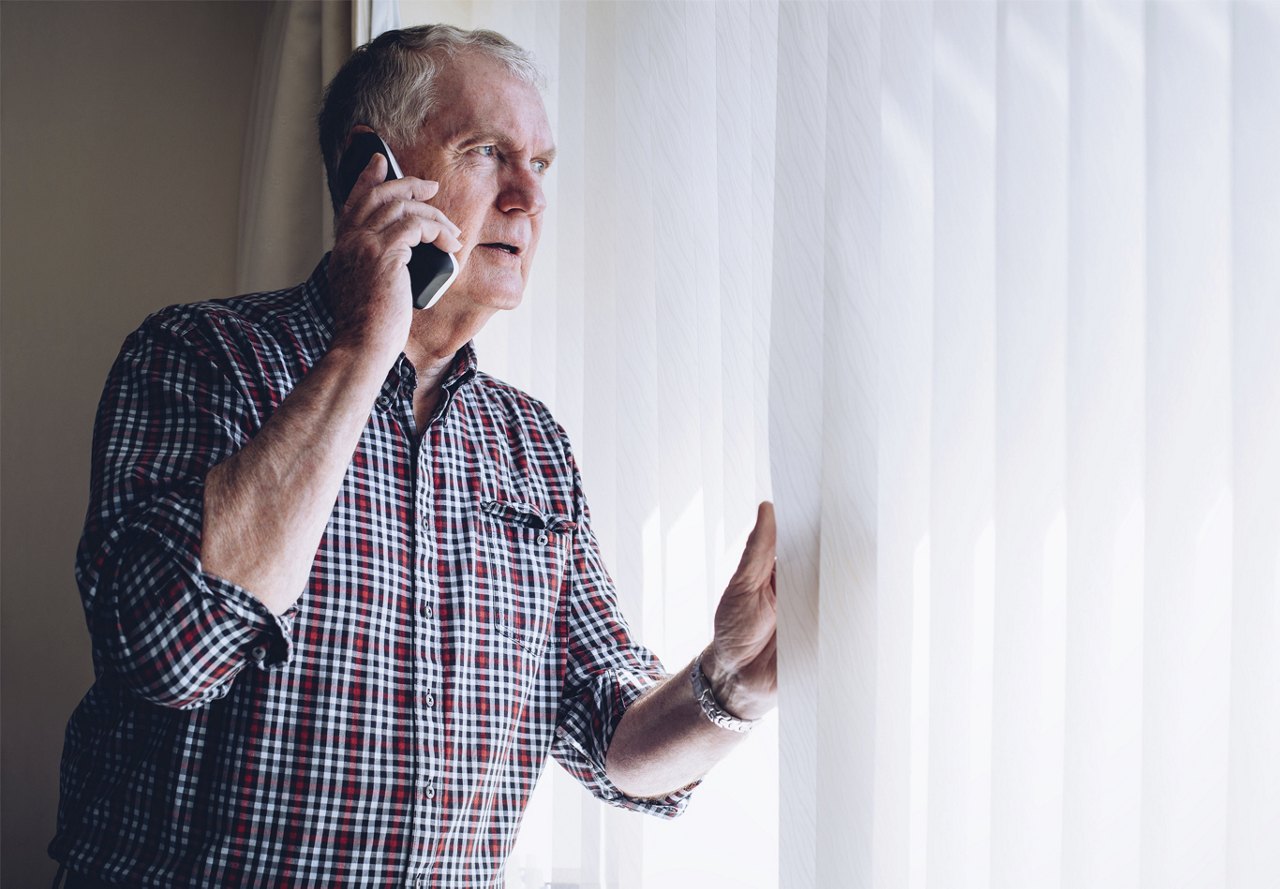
553;667;699;819
196;569;299;671
554;723;698;819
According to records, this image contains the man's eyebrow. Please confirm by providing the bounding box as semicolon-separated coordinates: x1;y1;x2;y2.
456;131;506;148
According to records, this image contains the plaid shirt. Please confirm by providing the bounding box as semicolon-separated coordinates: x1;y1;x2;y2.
51;257;691;887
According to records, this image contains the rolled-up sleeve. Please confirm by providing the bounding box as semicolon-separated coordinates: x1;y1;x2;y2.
76;314;298;710
549;445;697;819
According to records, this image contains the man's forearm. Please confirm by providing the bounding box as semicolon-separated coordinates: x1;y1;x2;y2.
603;648;756;799
202;343;389;616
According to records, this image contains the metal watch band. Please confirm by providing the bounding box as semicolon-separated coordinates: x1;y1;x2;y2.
690;652;756;734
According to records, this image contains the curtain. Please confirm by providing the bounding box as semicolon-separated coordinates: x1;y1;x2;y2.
396;2;779;886
236;0;354;293
270;1;1279;886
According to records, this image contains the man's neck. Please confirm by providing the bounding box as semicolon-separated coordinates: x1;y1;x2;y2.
403;300;495;391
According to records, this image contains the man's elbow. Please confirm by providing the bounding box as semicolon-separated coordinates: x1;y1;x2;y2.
89;568;263;710
603;733;674;800
603;743;641;796
111;650;242;711
95;599;246;710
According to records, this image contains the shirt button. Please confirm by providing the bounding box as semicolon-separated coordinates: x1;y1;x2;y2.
376;395;392;411
420;601;432;619
537;532;549;545
425;784;435;800
424;692;435;708
250;645;267;662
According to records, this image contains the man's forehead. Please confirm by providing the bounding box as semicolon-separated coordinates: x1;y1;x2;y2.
428;51;553;146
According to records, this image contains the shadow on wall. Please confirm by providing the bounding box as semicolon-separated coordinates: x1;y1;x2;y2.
0;2;273;885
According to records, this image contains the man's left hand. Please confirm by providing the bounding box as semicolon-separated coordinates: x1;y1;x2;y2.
703;501;778;721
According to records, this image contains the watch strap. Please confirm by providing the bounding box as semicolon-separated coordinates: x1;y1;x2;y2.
690;651;756;734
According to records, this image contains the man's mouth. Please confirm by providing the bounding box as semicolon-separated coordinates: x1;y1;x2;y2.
479;242;520;255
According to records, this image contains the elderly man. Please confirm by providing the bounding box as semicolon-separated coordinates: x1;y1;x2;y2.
50;24;776;888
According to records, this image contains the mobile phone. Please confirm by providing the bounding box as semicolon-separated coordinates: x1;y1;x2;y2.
335;131;459;310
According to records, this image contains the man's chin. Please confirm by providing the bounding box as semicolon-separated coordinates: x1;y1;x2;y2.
437;281;525;314
487;293;524;312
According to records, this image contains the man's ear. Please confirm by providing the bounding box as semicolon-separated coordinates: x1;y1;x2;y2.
344;123;377;151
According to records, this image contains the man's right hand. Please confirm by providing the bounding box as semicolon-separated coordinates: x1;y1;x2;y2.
326;152;463;366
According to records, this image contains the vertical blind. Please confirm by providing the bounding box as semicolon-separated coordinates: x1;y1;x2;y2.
392;2;1279;887
768;2;1280;888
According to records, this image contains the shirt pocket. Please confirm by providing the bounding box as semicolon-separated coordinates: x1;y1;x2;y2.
471;497;576;658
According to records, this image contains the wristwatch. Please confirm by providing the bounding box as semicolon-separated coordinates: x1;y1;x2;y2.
690;651;757;733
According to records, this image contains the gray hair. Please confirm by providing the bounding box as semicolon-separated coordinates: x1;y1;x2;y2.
318;24;544;213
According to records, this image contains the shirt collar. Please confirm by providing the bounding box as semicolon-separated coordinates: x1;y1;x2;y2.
301;253;337;346
442;341;479;392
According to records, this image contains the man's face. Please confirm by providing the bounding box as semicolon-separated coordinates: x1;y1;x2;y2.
395;50;555;313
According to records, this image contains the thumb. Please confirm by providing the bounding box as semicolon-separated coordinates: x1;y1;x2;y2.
733;501;776;582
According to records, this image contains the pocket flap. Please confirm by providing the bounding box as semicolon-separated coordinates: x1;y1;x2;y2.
479;498;577;533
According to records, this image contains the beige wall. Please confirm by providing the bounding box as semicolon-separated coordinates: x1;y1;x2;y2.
1;2;273;883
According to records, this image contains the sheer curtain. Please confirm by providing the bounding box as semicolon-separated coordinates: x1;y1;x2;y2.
256;1;1279;886
398;2;778;887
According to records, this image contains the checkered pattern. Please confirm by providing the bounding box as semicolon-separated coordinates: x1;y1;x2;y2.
50;257;692;887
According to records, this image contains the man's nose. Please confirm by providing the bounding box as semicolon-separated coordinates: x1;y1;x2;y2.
497;165;546;216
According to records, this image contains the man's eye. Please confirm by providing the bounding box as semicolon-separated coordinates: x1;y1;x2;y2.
474;145;496;158
532;160;549;175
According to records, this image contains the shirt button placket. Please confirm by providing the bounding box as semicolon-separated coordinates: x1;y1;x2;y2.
412;435;441;874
